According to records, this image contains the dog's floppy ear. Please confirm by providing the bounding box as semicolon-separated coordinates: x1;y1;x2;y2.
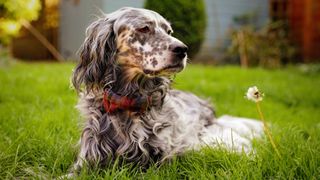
72;17;117;93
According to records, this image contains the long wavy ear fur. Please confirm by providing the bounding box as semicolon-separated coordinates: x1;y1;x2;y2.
72;17;117;93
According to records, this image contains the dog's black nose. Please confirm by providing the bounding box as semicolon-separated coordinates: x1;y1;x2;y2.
171;44;188;59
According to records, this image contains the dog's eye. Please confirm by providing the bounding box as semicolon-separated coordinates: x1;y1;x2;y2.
137;26;150;33
167;30;173;35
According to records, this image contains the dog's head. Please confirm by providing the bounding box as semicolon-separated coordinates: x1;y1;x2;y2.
72;7;188;92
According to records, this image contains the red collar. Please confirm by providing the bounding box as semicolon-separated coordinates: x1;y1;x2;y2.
103;90;152;114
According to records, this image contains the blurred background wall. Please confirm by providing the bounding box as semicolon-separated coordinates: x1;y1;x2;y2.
7;0;320;63
58;0;268;61
59;0;144;59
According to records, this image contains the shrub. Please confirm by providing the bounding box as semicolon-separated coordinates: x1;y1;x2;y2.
229;13;296;68
0;0;41;45
145;0;207;58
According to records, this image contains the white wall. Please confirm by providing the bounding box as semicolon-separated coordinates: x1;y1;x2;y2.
102;0;144;13
59;0;104;59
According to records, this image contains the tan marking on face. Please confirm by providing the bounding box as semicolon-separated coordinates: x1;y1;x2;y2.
115;30;145;81
121;66;143;82
116;30;143;67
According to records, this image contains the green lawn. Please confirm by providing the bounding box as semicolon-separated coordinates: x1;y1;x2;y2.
0;62;319;179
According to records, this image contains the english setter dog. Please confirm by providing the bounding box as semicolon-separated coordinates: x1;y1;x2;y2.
71;7;263;172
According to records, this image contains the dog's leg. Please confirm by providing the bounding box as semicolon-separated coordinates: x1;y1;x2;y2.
71;113;114;175
201;115;264;153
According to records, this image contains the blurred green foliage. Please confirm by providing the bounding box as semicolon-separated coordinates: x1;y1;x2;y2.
0;0;41;45
145;0;207;58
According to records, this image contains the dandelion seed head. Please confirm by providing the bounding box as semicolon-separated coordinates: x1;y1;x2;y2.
246;86;264;102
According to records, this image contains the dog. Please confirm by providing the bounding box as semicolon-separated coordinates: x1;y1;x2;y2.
71;7;263;172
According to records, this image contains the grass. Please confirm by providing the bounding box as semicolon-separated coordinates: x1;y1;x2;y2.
0;61;320;179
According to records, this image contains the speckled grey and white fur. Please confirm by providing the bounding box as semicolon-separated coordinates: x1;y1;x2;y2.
71;7;264;173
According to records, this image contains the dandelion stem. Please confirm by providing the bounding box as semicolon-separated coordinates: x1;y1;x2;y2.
256;102;281;158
